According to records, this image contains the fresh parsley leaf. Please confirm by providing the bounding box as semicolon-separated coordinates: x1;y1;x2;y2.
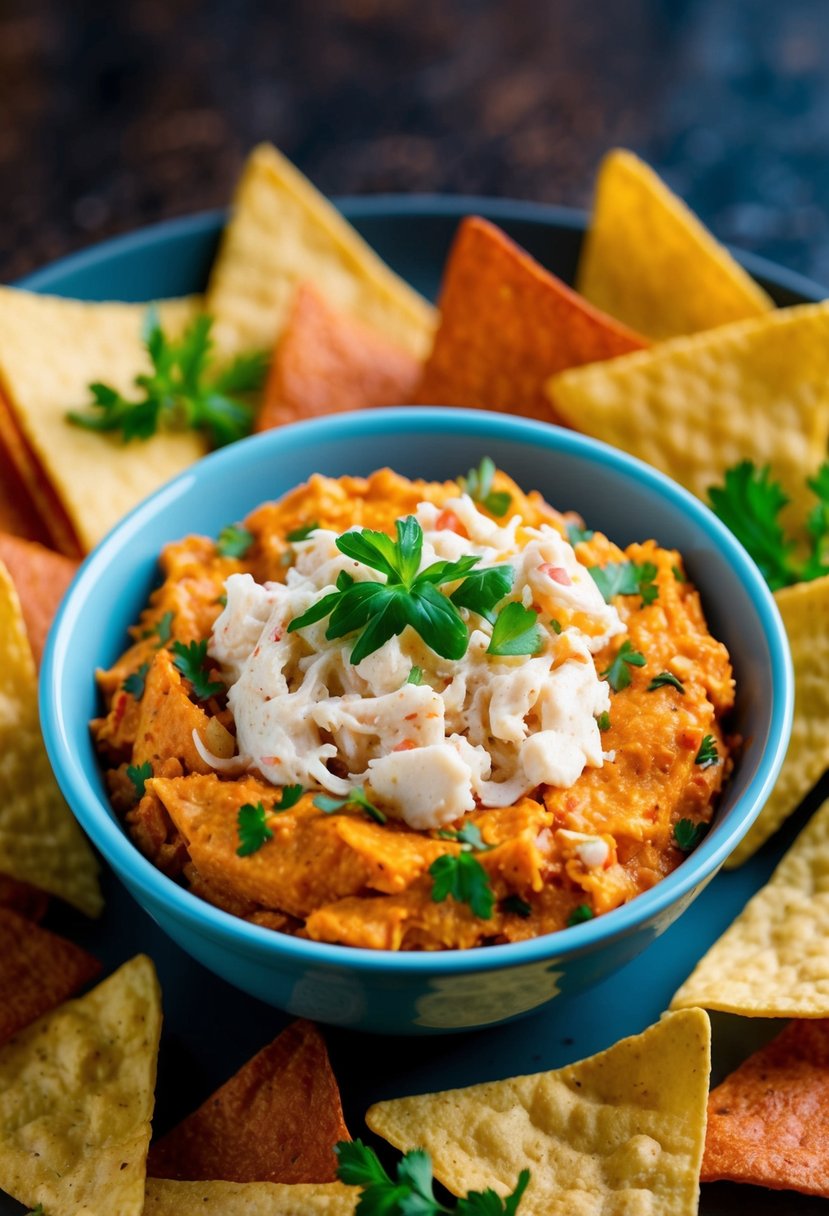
589;561;658;606
217;523;254;558
566;521;594;546
313;786;386;824
501;894;532;918
143;609;175;646
68;310;267;448
567;903;594;927
126;761;153;801
458;1172;531;1216
274;784;304;810
601;640;646;692
122;661;150;699
803;462;829;581
450;564;514;623
708;461;798;591
287;521;320;543
459;456;512;517
596;711;611;732
335;1140;392;1188
437;823;492;852
647;671;685;694
674;818;706;852
695;735;719;767
487;602;541;657
672;564;687;583
429;852;494;919
171;639;224;701
236;802;273;856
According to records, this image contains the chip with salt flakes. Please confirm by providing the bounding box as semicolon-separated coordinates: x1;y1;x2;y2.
672;798;829;1016
205;143;435;360
366;1008;710;1216
144;1180;358;1216
577;149;773;340
0;560;102;917
0;288;204;553
548;301;829;530
0;954;161;1216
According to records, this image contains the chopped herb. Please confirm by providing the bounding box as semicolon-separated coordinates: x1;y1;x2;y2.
27;1207;46;1216
126;761;153;802
567;904;595;927
566;521;594;546
216;593;228;608
236;802;273;856
437;823;492;852
406;666;423;685
171;639;224;701
589;560;658;607
674;818;706;852
672;564;687;583
429;851;494;919
502;894;532;918
217;523;254;558
143;609;175;646
274;784;304;810
287;521;320;543
550;618;562;634
122;661;150;700
487;602;542;657
313;786;386;824
458;456;512;517
647;671;685;694
695;735;719;768
67;308;268;448
601;640;647;692
450;564;514;623
596;711;611;732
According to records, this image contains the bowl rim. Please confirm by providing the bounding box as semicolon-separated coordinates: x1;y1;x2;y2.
41;405;794;974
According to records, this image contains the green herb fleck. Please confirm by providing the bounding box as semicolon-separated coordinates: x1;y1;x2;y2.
567;904;595;927
672;564;687;583
550;618;562;634
647;671;685;694
596;711;611;732
674;819;706;852
487;601;542;657
459;456;512;517
429;852;494;919
143;609;175;646
236;802;274;856
171;639;224;701
601;640;647;692
217;523;254;558
406;666;423;685
437;823;492;852
126;761;153;802
589;561;658;607
287;521;320;543
566;521;594;546
274;785;304;810
502;894;532;919
313;786;386;824
122;661;150;700
695;735;719;768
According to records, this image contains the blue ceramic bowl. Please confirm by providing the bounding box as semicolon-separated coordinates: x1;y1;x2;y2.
41;407;792;1034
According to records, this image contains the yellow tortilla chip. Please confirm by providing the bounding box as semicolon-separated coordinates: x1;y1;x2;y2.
0;288;204;552
0;954;161;1216
727;574;829;866
672;798;829;1016
205;144;436;359
577;149;773;340
548;301;829;528
0;561;102;916
144;1180;358;1215
367;1008;710;1216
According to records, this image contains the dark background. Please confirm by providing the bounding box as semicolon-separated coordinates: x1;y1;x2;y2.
2;0;828;285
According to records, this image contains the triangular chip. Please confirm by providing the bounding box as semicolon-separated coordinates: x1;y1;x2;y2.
548;301;829;527
0;954;161;1216
144;1180;358;1215
0;873;49;922
702;1018;829;1195
148;1019;350;1182
0;907;100;1046
0;433;52;546
415;216;646;422
257;283;421;430
206;144;435;359
0;560;102;916
577;149;773;340
0;533;78;668
728;574;829;866
672;798;829;1016
0;288;204;551
367;1009;711;1216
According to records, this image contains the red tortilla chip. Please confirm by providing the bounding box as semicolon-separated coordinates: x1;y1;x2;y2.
702;1018;829;1196
0;534;79;668
257;283;421;430
415;216;647;421
0;874;49;922
0;436;52;546
0;907;101;1046
148;1018;350;1183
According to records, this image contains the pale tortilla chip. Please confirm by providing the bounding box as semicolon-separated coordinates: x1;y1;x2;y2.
577;149;773;340
727;574;829;866
0;560;102;916
672;798;829;1016
144;1180;358;1215
0;288;204;552
0;954;161;1216
367;1008;711;1216
548;301;829;529
205;144;435;359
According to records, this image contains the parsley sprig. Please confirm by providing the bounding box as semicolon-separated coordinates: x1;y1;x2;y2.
487;602;541;656
217;523;254;558
459;457;512;518
126;761;152;802
674;819;706;852
237;802;273;856
601;640;646;691
313;786;387;824
647;671;685;694
695;735;719;767
589;561;658;607
429;852;494;919
67;309;268;448
123;661;150;700
172;640;224;701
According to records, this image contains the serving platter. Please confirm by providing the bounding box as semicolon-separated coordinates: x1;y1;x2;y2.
12;198;828;1216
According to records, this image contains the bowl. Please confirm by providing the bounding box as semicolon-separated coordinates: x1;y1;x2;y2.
40;406;793;1034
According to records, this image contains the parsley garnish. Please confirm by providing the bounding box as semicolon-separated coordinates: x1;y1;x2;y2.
674;819;706;852
450;564;514;623
336;1141;530;1216
459;457;512;518
429;852;494;919
217;523;254;558
672;564;686;583
566;521;594;546
67;309;268;448
487;602;541;657
126;761;152;802
287;521;320;543
550;618;562;634
437;823;492;851
601;640;646;691
171;640;224;701
647;671;685;694
567;904;594;927
313;786;387;824
596;711;611;732
502;894;532;918
274;785;304;810
406;666;423;685
589;561;658;606
143;610;174;647
236;802;273;856
695;735;719;767
122;661;150;699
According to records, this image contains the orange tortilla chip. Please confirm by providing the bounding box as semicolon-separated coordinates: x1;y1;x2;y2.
702;1019;829;1196
258;283;421;430
415;216;647;421
0;908;101;1046
0;534;78;668
148;1019;350;1182
0;436;51;546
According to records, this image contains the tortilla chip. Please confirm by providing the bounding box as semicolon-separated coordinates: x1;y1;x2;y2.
0;907;100;1046
0;432;52;546
577;149;773;340
148;1019;350;1183
257;283;421;431
0;874;49;922
206;144;435;360
701;1018;829;1195
144;1180;358;1215
0;288;204;552
367;1008;710;1216
548;301;829;528
0;954;161;1216
415;216;646;422
0;532;78;668
672;798;829;1016
0;560;103;916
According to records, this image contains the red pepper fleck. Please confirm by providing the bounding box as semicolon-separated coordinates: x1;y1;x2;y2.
540;563;572;586
393;738;417;751
271;628;282;643
113;692;128;725
435;509;468;537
